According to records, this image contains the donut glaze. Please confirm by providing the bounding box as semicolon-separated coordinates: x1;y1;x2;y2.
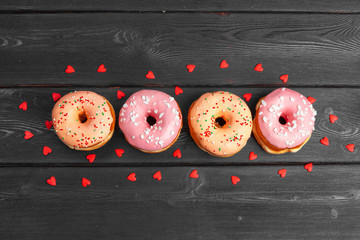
52;91;115;150
119;90;182;152
254;88;316;152
188;91;252;157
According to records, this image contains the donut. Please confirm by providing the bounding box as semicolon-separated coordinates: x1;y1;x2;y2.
119;90;182;153
52;91;115;150
188;91;252;157
253;88;316;154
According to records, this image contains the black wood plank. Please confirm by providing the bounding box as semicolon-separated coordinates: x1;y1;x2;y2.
1;87;358;164
1;165;360;239
2;0;360;12
1;13;360;87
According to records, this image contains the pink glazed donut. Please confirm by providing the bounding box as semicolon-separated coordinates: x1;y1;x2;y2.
119;90;182;153
253;88;316;154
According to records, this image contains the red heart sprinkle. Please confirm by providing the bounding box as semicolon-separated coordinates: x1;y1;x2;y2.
189;170;199;179
19;101;27;111
52;93;61;102
97;64;106;73
86;154;96;163
254;63;263;72
115;149;124;157
307;96;316;104
243;93;252;102
346;144;355;152
175;86;183;95
249;151;257;160
220;60;229;68
43;146;52;156
117;90;125;99
173;149;181;158
24;131;34;140
329;114;338;123
304;163;313;172
231;176;240;185
47;176;56;186
82;178;91;187
277;169;286;178
145;71;155;79
320;137;329;146
45;120;53;130
153;171;162;181
65;65;75;73
127;173;136;182
280;74;288;83
186;64;196;72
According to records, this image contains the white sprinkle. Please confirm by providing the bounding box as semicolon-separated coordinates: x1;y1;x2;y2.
280;96;284;102
170;131;175;135
154;109;158;114
169;97;174;101
263;116;267;123
153;102;157;105
290;97;295;102
134;122;138;126
259;112;263;115
164;102;170;108
123;103;128;108
140;135;144;139
282;87;285;91
261;100;267;106
132;136;135;139
159;112;164;118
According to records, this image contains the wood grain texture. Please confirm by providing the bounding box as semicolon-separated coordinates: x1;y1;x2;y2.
2;0;360;12
1;165;360;239
1;87;358;165
1;13;360;87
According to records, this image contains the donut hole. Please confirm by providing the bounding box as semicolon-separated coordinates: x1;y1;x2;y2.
279;116;287;125
215;117;226;128
146;115;157;126
78;111;88;123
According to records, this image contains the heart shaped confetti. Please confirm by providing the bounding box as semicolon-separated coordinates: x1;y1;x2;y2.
117;90;125;99
47;176;56;186
320;137;329;146
145;71;155;79
304;163;313;172
254;63;263;72
175;86;183;96
231;176;240;185
307;96;316;104
52;93;61;102
97;64;106;73
43;146;52;156
186;64;196;73
24;131;34;140
346;144;355;152
153;171;162;181
220;60;229;68
277;169;286;178
329;114;338;123
243;93;252;102
45;120;53;130
280;74;288;83
65;65;75;73
127;173;136;182
173;149;181;158
86;154;96;163
82;178;91;187
115;149;124;157
189;170;199;179
19;101;27;111
249;151;257;161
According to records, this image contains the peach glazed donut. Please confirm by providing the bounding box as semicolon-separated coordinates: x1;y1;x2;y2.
52;91;115;150
188;91;252;157
253;88;316;154
119;90;182;153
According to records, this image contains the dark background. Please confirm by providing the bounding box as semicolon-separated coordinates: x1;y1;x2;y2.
1;1;360;239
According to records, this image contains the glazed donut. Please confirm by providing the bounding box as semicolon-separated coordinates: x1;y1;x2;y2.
253;88;316;154
119;90;182;153
188;91;252;157
52;91;115;150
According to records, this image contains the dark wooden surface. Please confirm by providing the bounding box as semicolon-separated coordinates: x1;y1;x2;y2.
1;2;360;239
